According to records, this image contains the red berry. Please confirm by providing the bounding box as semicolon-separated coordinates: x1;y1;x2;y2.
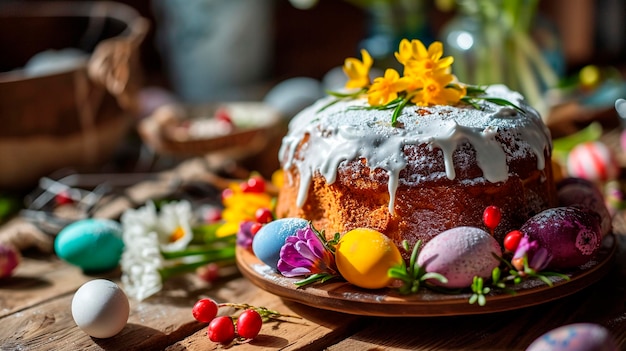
207;316;235;343
250;222;263;235
483;206;502;230
236;309;263;339
241;176;266;193
197;263;220;283
215;107;233;125
192;298;219;323
504;230;523;252
255;208;273;224
203;207;222;223
55;190;74;206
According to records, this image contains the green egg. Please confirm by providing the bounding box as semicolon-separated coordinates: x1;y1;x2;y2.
54;218;124;273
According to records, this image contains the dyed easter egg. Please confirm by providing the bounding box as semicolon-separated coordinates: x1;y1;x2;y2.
0;243;20;278
520;207;602;269
54;219;124;273
416;227;502;288
526;323;618;351
335;228;403;289
72;279;129;338
567;141;619;182
557;177;612;237
252;218;309;270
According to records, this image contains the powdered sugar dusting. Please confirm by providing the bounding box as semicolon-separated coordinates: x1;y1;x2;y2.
279;84;551;213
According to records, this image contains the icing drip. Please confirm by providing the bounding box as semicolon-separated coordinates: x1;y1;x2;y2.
279;85;552;214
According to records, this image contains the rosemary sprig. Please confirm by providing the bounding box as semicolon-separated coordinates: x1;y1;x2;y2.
388;240;448;295
467;254;570;306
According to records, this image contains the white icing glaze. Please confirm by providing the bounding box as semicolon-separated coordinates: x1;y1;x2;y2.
279;85;552;214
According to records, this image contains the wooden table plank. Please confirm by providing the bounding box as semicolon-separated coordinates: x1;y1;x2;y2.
0;256;99;319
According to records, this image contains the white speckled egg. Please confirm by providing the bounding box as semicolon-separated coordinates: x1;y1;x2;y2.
71;279;130;338
54;218;124;273
526;323;618;351
417;227;502;288
252;218;309;270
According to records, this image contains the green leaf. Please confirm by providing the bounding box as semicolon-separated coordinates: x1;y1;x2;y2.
294;273;337;287
391;96;411;127
469;294;478;305
492;267;501;283
480;97;525;113
421;272;448;284
465;85;488;95
325;89;366;98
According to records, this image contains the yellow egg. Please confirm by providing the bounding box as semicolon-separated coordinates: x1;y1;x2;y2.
335;228;403;289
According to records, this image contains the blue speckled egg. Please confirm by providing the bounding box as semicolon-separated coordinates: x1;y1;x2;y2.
526;323;618;351
54;219;124;273
252;218;308;270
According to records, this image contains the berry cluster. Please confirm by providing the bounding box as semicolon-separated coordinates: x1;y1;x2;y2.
192;298;262;344
192;298;299;345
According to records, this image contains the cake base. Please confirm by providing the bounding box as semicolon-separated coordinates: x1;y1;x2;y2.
236;235;616;317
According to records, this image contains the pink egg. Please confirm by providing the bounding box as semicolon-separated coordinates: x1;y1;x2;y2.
567;141;619;182
416;227;502;288
526;323;618;351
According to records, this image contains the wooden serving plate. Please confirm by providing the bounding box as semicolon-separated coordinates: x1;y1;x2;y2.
236;235;616;317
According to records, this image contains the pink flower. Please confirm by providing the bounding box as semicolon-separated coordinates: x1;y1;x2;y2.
277;224;336;278
236;221;255;249
512;235;552;272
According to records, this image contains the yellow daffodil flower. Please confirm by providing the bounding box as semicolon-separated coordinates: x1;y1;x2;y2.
399;40;454;77
411;72;466;106
367;68;411;106
343;49;373;89
217;182;274;237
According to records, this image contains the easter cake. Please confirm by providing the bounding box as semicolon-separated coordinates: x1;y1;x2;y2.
275;42;557;253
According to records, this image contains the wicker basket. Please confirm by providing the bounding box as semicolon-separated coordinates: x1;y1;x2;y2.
138;103;282;160
0;1;148;189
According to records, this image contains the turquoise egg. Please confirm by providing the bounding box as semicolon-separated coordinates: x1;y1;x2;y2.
252;218;308;270
54;218;124;273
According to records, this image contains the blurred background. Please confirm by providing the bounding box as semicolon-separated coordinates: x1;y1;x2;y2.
0;0;625;195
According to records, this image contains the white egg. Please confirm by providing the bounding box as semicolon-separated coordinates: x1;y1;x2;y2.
71;279;130;338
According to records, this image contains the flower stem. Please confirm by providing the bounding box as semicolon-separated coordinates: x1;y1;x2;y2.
161;245;236;259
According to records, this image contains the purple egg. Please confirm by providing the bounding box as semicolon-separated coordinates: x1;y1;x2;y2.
520;207;602;269
557;177;612;237
526;323;618;351
416;227;501;288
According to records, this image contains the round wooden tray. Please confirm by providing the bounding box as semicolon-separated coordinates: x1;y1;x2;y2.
236;235;617;317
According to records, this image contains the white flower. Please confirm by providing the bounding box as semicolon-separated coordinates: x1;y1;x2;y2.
121;200;194;252
120;200;195;301
120;231;163;301
156;200;194;252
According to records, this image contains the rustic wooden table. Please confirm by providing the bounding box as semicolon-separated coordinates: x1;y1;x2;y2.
1;158;626;350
